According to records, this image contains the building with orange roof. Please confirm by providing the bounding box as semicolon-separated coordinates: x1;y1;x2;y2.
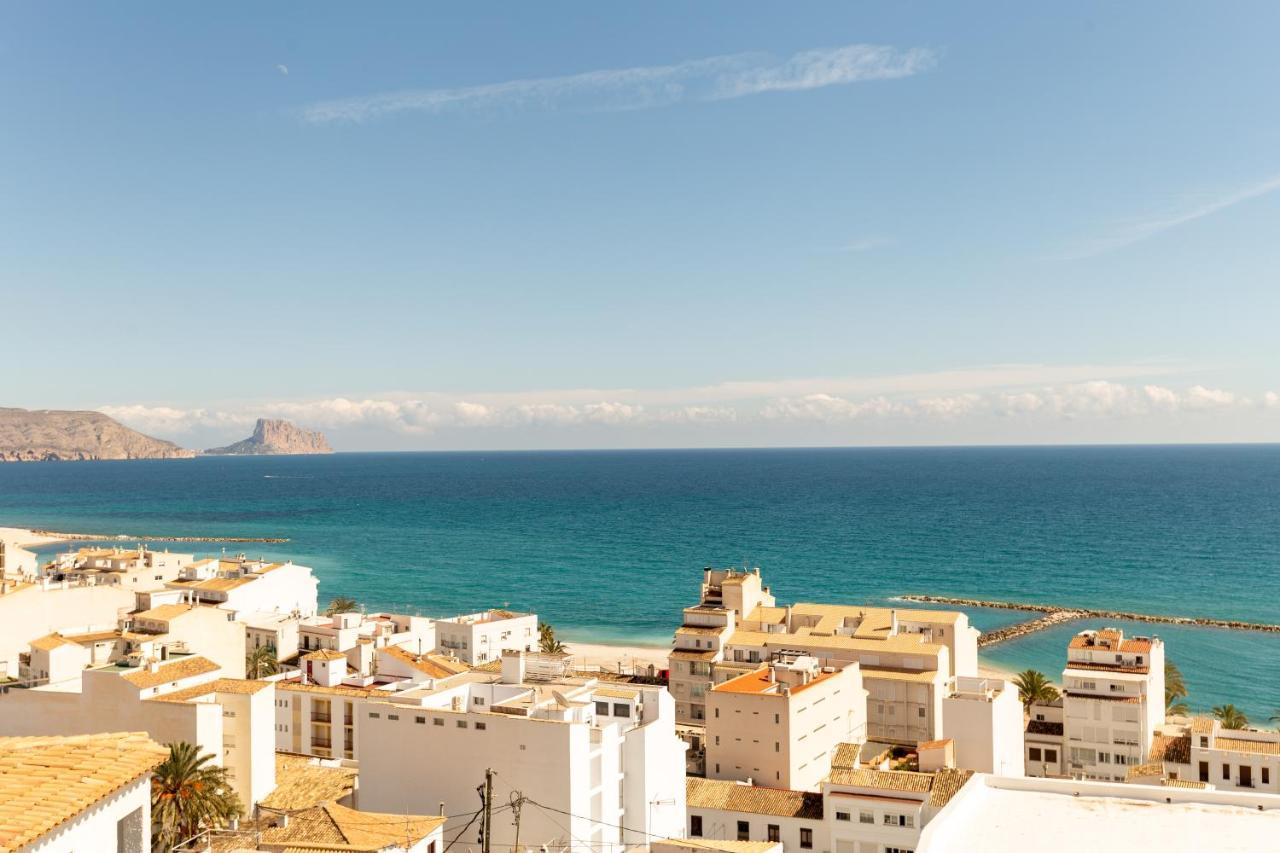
1060;627;1166;782
48;543;195;589
706;655;867;791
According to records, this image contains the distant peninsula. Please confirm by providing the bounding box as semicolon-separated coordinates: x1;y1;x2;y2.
0;407;194;462
204;418;333;456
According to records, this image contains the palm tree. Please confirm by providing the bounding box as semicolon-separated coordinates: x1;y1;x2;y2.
325;596;359;616
1013;669;1059;711
245;644;279;679
1212;704;1249;730
539;622;568;655
151;741;241;851
1165;660;1189;716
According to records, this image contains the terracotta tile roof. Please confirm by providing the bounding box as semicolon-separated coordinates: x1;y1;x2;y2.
831;742;862;770
928;768;975;808
304;649;348;662
676;626;727;637
669;649;719;661
859;666;939;684
0;732;168;850
713;667;837;696
380;646;468;678
658;841;779;853
1163;779;1209;789
119;655;219;689
918;739;952;750
147;678;273;703
260;801;445;850
1026;720;1064;737
686;777;823;820
1126;762;1165;780
133;603;192;622
28;633;78;652
828;768;933;794
1215;737;1280;756
1060;691;1143;704
594;686;640;700
1191;717;1217;734
1149;734;1191;764
262;754;358;811
277;680;387;699
1063;661;1151;674
61;630;125;644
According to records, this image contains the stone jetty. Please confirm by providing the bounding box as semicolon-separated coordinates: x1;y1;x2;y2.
897;594;1280;647
32;529;288;544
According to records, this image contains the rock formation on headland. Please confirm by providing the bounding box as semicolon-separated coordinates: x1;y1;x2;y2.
0;407;195;462
204;418;333;456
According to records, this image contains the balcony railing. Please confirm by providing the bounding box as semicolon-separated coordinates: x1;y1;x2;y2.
311;738;332;749
311;712;332;723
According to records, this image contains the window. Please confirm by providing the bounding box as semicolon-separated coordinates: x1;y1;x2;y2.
474;697;486;706
457;720;468;729
737;821;749;841
596;701;610;715
715;708;720;718
1035;713;1046;721
774;742;779;752
885;848;915;853
774;713;780;724
835;811;850;822
1223;764;1231;780
918;707;926;718
1029;747;1042;761
800;828;813;849
690;816;703;837
1200;737;1209;748
1264;768;1271;785
767;825;780;842
1045;749;1058;763
388;714;399;721
613;703;631;717
859;812;874;824
883;814;913;827
368;712;380;719
476;722;487;730
434;718;444;726
415;716;426;724
1199;761;1210;782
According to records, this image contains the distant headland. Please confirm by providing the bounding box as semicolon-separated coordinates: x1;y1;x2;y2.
204;418;333;456
0;407;193;462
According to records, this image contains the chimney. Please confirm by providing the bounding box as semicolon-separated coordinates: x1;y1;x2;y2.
147;659;161;673
502;650;527;685
889;610;899;637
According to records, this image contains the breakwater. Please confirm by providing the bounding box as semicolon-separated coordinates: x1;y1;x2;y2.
897;594;1280;647
32;529;288;544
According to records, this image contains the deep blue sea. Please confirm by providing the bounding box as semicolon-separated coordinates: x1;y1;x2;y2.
1;446;1277;722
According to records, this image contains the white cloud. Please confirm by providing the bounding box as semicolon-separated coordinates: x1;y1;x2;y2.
839;236;893;253
301;43;935;124
1065;173;1280;259
276;64;289;76
1265;391;1280;409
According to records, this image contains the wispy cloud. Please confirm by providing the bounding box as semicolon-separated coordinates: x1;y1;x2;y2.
301;43;936;124
1066;173;1280;259
838;236;893;253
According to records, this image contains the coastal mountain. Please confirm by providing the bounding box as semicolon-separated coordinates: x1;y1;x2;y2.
0;407;195;462
204;418;333;456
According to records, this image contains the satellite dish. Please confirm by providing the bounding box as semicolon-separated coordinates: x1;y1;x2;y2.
552;690;570;707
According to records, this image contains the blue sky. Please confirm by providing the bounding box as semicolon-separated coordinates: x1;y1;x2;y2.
3;3;1279;449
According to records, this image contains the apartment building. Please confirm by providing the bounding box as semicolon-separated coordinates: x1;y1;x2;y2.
939;676;1024;776
685;765;974;853
356;650;688;852
1023;699;1066;777
46;545;195;589
166;555;319;617
670;568;979;744
706;656;867;791
1060;628;1165;781
433;608;538;664
1134;716;1280;793
0;655;277;808
126;597;248;678
0;731;168;853
914;773;1280;852
0;538;38;579
0;578;134;677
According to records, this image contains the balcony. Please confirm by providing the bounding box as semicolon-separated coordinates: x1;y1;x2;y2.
311;712;332;724
311;737;333;750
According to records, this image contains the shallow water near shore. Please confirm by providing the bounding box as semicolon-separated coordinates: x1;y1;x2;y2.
2;445;1278;721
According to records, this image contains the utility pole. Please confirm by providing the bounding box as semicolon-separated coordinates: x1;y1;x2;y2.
482;767;494;853
510;790;523;853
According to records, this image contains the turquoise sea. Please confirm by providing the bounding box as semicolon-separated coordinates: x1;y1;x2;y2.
1;446;1278;722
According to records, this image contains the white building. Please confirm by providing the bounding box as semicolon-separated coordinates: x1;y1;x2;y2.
1023;699;1065;777
669;569;980;744
0;538;38;580
0;579;134;678
356;650;688;852
166;555;319;618
706;656;867;791
1135;716;1280;793
47;545;195;589
0;731;168;853
0;655;276;808
940;675;1024;776
1060;628;1165;781
433;608;538;665
915;773;1280;853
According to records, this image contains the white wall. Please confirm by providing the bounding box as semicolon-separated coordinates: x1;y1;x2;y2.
0;584;134;677
25;773;152;853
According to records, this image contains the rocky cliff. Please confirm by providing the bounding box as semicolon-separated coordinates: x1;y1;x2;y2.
0;408;195;462
204;418;333;456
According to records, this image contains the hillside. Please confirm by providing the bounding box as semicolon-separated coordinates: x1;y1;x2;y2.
204;418;333;456
0;408;195;462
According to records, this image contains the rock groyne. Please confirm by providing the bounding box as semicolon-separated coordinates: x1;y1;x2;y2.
31;529;288;544
897;594;1280;647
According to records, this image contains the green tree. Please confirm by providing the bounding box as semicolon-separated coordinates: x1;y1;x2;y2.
539;622;567;655
1212;704;1249;730
245;644;279;679
325;596;359;616
1013;669;1059;711
1165;660;1189;716
151;741;241;851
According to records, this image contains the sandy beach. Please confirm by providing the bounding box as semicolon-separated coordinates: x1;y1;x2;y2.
0;526;65;549
562;638;673;671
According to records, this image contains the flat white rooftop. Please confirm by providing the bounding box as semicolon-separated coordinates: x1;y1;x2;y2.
919;775;1280;853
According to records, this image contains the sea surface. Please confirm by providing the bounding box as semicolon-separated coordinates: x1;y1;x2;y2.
1;446;1278;722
